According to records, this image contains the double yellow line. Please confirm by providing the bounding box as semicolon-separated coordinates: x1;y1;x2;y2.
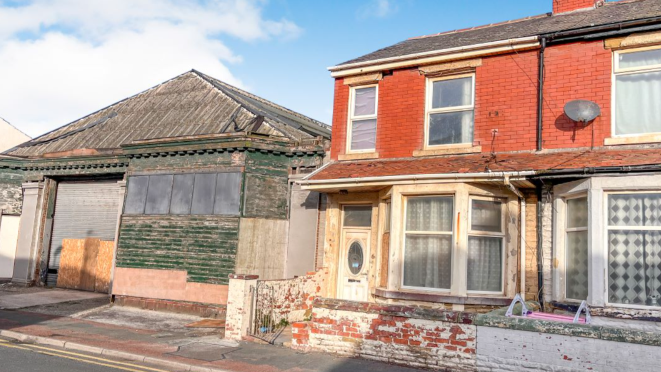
0;339;171;372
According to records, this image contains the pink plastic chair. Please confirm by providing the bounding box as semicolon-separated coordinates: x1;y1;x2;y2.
505;294;591;324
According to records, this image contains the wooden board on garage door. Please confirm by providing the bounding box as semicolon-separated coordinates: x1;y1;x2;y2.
47;180;120;287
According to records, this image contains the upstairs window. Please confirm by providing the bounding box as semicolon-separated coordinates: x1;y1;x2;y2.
124;172;242;216
614;47;661;136
426;74;474;147
347;85;378;152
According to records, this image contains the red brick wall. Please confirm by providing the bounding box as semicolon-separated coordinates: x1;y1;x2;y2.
330;78;349;160
291;298;477;370
553;0;596;14
475;51;539;152
330;41;612;159
542;41;611;149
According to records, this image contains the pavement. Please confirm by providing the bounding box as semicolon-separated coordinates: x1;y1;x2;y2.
0;286;421;372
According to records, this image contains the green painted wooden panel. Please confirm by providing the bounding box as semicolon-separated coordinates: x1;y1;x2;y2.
116;215;239;284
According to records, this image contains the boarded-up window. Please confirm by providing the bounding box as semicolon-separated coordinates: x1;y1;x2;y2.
124;172;242;216
124;176;149;214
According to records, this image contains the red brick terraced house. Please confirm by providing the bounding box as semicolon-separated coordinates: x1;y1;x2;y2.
300;0;661;325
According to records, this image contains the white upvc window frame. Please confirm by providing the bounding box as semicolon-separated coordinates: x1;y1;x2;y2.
553;176;661;313
424;73;475;149
611;45;661;138
401;194;455;293
346;84;378;154
466;196;506;295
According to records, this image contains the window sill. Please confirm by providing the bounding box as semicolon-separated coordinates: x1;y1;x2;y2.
412;145;481;157
338;152;379;161
374;288;511;306
604;134;661;146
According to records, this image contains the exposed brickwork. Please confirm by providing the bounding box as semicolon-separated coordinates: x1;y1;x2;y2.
475;51;539;152
259;268;328;323
330;79;350;160
375;69;425;158
291;298;477;371
542;40;611;149
553;0;597;14
113;295;226;318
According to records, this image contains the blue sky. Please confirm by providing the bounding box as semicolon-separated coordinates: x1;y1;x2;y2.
0;0;552;137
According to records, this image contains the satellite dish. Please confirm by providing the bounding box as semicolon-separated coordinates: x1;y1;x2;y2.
564;100;601;123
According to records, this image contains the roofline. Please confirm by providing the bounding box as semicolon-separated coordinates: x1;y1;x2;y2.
328;36;540;78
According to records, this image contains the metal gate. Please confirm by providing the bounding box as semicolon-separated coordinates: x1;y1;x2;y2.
249;281;300;344
46;181;121;286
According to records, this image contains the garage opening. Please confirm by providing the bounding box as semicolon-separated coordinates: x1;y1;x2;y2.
46;180;121;290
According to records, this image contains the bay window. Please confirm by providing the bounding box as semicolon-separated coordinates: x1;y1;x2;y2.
425;74;475;147
347;85;378;152
613;47;661;137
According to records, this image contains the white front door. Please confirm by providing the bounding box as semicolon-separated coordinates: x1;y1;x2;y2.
0;215;20;278
338;205;372;302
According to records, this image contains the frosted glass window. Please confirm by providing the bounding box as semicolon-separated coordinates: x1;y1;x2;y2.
343;205;372;227
403;196;453;290
191;173;217;215
427;75;474;146
348;85;377;152
144;175;173;215
214;172;242;216
467;198;504;292
124;176;149;214
170;174;195;215
614;48;661;136
565;197;588;300
607;193;661;306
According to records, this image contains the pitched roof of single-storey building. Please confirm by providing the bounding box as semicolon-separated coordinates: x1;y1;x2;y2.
6;70;330;157
335;0;661;67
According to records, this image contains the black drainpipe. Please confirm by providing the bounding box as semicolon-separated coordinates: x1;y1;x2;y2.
536;37;546;152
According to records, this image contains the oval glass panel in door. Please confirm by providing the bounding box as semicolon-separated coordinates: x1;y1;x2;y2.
348;241;364;275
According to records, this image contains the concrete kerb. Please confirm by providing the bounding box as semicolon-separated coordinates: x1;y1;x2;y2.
0;329;231;372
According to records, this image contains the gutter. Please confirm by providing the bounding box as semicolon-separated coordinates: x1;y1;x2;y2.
328;36;540;78
299;170;537;186
542;16;661;44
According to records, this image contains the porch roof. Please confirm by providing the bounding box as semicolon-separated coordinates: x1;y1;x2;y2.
304;147;661;183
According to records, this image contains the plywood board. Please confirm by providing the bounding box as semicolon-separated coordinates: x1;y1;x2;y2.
57;238;86;289
94;241;114;293
79;238;100;291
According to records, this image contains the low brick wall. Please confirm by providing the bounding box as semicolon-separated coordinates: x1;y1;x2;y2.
292;298;661;372
292;298;477;371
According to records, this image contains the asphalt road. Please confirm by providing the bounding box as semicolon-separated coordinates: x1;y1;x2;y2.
0;337;174;372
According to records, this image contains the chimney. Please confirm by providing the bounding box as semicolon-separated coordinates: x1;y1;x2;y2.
553;0;599;14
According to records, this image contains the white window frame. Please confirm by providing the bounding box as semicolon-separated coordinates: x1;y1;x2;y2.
401;194;454;293
603;190;661;310
563;194;589;302
466;196;506;295
611;46;661;138
424;73;475;149
346;84;378;154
